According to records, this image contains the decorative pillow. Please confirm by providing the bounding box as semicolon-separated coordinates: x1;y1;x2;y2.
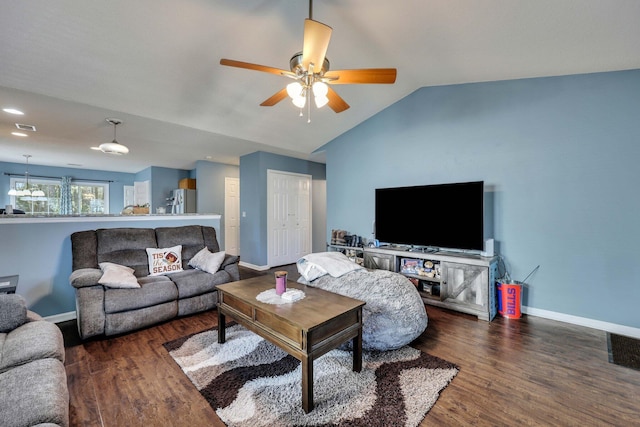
146;245;183;276
98;262;140;289
189;247;226;274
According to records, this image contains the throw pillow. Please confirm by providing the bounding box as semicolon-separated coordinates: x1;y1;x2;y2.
98;262;140;289
146;245;183;276
189;247;226;274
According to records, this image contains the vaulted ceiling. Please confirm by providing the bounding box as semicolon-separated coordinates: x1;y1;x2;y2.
1;0;639;173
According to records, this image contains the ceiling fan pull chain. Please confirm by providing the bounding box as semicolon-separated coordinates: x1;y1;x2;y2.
307;89;312;123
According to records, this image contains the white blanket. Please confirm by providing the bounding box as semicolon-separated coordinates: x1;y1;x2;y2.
296;251;364;282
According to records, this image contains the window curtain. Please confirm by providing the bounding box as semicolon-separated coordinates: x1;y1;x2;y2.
60;176;73;214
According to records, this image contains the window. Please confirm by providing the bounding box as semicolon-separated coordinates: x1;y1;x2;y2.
9;177;109;215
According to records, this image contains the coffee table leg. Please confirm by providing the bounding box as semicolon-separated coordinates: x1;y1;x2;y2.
353;329;362;372
302;355;313;413
218;308;226;344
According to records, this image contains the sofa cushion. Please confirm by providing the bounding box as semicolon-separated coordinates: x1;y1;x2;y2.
0;294;27;333
0;321;65;373
169;269;231;299
105;301;177;336
189;247;226;274
146;245;183;276
155;225;207;264
71;229;98;270
0;358;69;427
104;276;177;314
97;228;157;276
98;262;140;289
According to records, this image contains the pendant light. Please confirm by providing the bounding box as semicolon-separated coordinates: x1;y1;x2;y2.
99;118;129;155
7;154;46;199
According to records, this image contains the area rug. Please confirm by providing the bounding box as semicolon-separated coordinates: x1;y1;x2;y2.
607;332;640;371
163;324;458;427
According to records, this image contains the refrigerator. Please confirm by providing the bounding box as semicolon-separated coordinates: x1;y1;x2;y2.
168;189;196;214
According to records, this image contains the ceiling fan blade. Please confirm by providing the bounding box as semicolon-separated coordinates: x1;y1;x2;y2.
220;59;296;78
324;68;397;84
301;19;332;73
327;86;350;113
260;88;288;106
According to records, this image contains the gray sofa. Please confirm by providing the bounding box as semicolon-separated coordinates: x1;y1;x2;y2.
0;294;69;427
69;225;239;339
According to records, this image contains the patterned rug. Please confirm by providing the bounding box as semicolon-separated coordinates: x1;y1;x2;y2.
163;324;458;427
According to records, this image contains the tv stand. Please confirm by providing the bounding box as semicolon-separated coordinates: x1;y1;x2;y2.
363;246;498;321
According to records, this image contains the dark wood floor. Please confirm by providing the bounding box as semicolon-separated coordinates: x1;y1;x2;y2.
60;266;640;426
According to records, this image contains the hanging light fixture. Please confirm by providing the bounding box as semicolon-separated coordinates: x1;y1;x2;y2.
285;78;330;110
99;118;129;155
6;154;46;199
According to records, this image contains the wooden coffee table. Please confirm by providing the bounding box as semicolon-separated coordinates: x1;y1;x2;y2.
216;276;365;413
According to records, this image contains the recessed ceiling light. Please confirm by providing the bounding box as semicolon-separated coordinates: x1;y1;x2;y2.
11;132;28;137
3;108;24;115
205;156;212;160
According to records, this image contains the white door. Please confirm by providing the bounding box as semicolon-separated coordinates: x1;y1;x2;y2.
123;185;134;207
224;177;240;256
267;170;312;267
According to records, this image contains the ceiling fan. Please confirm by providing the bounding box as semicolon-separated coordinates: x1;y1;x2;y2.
220;0;396;120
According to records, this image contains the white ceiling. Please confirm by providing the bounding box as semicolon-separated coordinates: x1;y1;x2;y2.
1;0;639;173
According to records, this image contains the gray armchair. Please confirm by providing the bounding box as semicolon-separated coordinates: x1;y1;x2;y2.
0;294;69;427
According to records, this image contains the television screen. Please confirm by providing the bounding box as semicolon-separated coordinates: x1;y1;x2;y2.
375;181;484;251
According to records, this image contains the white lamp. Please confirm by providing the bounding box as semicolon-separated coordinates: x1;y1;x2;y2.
99;118;129;155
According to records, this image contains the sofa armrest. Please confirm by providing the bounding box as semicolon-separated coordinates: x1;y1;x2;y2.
0;294;27;333
221;254;240;282
220;254;239;269
69;268;103;289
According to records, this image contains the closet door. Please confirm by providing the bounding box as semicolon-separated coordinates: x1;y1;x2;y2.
267;170;312;267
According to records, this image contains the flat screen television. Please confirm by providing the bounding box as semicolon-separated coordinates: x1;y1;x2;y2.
375;181;484;251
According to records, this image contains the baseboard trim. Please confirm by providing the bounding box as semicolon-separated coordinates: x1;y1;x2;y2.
44;311;76;324
239;261;270;271
523;306;640;339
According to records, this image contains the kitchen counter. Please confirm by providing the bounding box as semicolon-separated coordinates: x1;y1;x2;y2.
0;213;220;224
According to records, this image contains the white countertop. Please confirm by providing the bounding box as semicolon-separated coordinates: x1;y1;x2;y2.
0;213;221;224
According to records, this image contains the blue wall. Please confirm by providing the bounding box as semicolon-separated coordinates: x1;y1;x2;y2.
194;160;240;248
1;162;135;213
239;151;326;267
148;166;190;212
324;69;640;329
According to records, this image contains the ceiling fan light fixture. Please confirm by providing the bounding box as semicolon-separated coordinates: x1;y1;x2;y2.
292;94;307;109
286;82;304;99
312;81;328;97
314;95;329;108
100;118;129;155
